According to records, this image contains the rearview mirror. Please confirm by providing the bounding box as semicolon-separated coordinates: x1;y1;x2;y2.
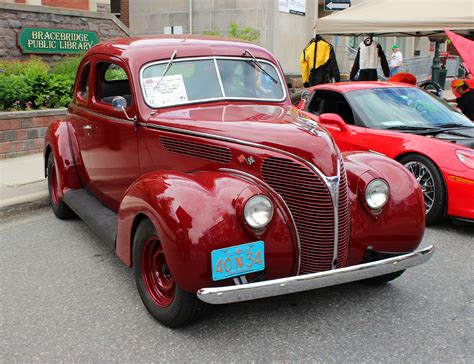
318;113;349;132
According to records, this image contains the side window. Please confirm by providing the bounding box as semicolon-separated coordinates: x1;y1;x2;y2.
77;63;90;101
96;62;132;107
310;91;355;125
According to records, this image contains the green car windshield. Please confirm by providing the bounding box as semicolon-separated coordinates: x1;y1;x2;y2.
345;87;473;129
140;57;285;108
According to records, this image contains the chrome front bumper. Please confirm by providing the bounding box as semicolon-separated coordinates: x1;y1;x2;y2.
197;245;434;304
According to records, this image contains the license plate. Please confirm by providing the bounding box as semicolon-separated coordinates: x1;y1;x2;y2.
211;241;265;281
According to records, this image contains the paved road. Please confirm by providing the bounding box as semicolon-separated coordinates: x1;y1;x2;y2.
1;209;473;363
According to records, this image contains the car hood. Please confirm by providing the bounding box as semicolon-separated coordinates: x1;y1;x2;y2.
146;104;340;177
432;127;474;149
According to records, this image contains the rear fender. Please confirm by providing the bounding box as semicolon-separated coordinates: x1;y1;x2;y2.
342;151;425;265
43;119;81;199
116;171;294;292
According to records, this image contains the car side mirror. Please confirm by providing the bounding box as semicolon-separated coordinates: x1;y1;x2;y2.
112;96;137;123
112;96;127;111
301;89;310;103
318;113;349;132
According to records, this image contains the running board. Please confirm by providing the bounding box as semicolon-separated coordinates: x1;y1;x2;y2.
63;189;117;250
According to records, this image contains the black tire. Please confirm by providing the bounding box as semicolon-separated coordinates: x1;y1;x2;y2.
360;270;405;286
399;154;446;225
133;219;210;328
47;153;75;219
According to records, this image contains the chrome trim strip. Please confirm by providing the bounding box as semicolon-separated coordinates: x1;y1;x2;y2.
219;168;302;274
73;107;135;126
197;245;435;304
327;160;341;269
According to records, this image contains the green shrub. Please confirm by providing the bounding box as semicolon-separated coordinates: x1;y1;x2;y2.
0;75;33;109
202;23;260;42
228;22;260;42
51;56;82;80
0;57;50;76
0;56;79;110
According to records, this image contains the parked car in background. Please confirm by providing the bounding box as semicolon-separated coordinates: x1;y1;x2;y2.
44;36;433;327
297;82;474;225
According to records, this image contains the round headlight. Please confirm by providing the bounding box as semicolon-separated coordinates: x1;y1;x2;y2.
365;179;389;210
243;195;274;229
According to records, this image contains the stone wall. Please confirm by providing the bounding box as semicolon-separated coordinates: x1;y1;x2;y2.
0;2;129;61
0;109;67;159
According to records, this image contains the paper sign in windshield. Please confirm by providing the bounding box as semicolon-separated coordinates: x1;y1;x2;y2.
143;74;188;107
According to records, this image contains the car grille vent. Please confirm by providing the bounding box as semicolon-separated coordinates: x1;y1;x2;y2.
160;136;232;164
261;157;350;274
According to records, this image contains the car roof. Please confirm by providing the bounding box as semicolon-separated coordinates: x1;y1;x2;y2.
85;35;277;66
313;81;417;93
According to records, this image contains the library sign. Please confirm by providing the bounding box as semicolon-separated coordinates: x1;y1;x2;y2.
18;28;99;54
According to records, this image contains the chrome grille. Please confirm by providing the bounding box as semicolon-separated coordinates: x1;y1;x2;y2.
261;157;350;274
160;136;232;164
337;163;350;268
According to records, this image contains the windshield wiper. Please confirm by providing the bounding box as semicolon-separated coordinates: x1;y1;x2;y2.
386;126;438;130
242;49;279;84
154;49;177;91
436;123;474;129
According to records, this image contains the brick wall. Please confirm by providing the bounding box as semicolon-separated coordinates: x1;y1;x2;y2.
42;0;89;11
120;0;129;27
0;109;66;159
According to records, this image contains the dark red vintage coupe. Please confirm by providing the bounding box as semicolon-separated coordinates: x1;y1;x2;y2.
44;36;433;327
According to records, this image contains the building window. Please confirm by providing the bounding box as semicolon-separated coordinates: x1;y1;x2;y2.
111;0;121;15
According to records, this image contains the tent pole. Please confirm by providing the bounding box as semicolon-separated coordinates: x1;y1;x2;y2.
431;40;441;85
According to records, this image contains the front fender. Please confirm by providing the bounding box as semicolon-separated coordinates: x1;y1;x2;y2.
43;119;81;198
342;151;425;266
116;171;294;292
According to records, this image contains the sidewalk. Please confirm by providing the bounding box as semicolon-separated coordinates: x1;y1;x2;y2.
0;153;49;218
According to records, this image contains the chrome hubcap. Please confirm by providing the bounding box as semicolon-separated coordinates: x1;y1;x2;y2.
404;161;435;213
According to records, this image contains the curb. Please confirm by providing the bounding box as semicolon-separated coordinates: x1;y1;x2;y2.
0;192;50;219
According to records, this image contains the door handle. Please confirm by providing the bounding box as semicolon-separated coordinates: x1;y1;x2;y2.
83;125;92;130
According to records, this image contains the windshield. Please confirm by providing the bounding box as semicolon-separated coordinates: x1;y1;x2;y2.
140;57;285;108
345;87;472;129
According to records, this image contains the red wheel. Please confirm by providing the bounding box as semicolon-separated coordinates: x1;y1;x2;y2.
141;237;175;308
133;219;210;327
47;153;75;219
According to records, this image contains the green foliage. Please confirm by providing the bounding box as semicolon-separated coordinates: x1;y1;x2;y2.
202;23;260;42
51;56;82;80
0;56;79;110
104;65;128;81
0;75;33;110
228;22;260;42
203;30;220;36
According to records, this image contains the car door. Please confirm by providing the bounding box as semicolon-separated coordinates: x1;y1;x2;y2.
86;57;140;211
306;90;366;152
68;61;94;186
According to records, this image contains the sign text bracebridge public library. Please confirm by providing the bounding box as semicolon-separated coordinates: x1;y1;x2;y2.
18;28;99;54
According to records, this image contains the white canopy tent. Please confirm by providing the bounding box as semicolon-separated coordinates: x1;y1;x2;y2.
315;0;474;36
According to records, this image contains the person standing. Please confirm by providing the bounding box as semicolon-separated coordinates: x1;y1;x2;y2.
447;80;474;121
389;44;403;76
300;35;340;87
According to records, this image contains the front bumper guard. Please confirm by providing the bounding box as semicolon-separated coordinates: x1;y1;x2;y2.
197;245;434;304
